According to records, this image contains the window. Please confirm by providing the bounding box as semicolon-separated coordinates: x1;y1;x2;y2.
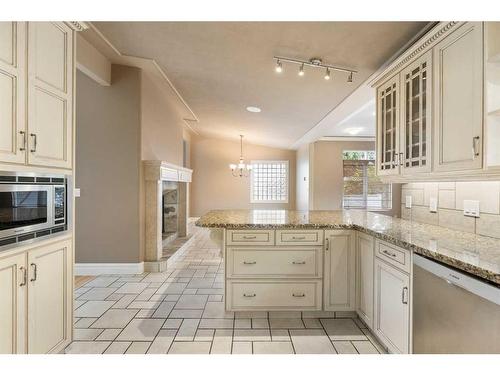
250;160;289;203
342;151;392;210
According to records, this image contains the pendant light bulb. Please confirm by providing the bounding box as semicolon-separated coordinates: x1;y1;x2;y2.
275;60;283;73
324;68;331;80
298;63;305;76
347;72;353;83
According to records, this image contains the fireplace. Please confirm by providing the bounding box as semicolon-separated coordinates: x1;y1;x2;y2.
162;181;178;242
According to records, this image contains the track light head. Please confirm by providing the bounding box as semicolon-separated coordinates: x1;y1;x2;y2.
347;72;353;83
298;64;305;76
324;68;331;80
275;60;283;73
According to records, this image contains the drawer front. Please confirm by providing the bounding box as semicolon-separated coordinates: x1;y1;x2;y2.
228;248;322;278
276;230;324;246
226;230;274;246
228;280;322;310
376;240;410;273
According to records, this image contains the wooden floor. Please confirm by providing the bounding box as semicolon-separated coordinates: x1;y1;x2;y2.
75;275;94;288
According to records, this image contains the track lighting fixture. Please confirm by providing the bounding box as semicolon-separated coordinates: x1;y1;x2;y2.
275;59;283;73
324;68;331;80
298;63;305;76
273;56;356;82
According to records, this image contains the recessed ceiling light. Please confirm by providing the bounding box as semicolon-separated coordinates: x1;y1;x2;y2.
246;106;261;113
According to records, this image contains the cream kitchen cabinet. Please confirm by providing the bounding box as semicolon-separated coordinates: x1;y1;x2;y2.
356;232;374;329
374;256;411;354
0;22;26;165
0;237;73;354
0;252;27;354
324;230;356;311
433;22;483;173
0;22;75;171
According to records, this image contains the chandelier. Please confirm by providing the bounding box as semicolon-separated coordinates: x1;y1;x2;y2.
230;135;252;177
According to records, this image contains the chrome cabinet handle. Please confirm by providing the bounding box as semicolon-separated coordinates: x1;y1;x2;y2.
292;293;305;298
243;293;256;298
402;287;408;304
472;136;480;158
19;266;27;287
325;238;329;251
292;236;306;240
242;235;256;239
292;261;306;265
399;152;404;166
382;249;397;258
30;133;37;153
243;261;256;265
393;151;398;167
30;263;37;282
19;131;27;151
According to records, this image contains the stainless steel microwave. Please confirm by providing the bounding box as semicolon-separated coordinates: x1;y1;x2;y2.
0;174;67;247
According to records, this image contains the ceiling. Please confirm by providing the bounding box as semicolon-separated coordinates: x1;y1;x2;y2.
93;22;428;149
324;100;376;138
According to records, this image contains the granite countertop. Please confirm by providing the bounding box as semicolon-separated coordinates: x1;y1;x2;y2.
196;209;500;286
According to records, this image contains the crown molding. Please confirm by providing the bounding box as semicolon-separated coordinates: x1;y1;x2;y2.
66;22;89;32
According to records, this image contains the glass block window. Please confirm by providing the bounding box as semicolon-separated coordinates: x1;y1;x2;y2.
342;151;392;210
250;160;289;203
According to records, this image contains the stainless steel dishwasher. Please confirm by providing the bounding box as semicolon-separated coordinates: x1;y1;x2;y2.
413;254;500;353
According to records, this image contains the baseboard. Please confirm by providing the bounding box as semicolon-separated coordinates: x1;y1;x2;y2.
75;262;144;275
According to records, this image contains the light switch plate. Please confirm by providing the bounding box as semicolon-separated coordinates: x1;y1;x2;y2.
405;195;412;209
429;197;438;213
463;199;480;217
74;188;81;198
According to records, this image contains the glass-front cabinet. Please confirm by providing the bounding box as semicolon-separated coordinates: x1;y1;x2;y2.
400;51;432;174
376;75;400;176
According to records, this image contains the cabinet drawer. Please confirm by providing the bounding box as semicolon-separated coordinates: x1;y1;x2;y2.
376;240;411;273
227;280;322;311
226;230;274;246
227;248;322;278
276;230;323;246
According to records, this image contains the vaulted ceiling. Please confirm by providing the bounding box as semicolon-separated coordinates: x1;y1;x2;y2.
94;22;428;148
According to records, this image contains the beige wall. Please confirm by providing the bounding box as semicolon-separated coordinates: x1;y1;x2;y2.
296;143;311;211
311;140;401;216
140;71;187;166
75;66;142;263
190;137;296;217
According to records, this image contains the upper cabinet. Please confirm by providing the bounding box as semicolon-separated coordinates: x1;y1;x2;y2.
373;22;500;181
0;22;75;171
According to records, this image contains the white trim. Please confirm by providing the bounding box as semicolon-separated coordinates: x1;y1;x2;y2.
75;262;144;275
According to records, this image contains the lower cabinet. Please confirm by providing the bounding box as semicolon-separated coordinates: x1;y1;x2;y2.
0;253;27;354
0;237;72;354
356;232;374;329
374;257;411;354
324;230;356;311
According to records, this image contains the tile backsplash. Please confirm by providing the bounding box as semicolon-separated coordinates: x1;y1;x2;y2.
401;181;500;239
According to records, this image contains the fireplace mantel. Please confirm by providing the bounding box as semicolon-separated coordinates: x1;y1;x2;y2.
143;160;193;182
143;160;192;271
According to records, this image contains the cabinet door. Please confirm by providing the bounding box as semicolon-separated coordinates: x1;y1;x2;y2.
401;50;432;174
27;22;73;169
27;239;72;354
324;230;356;311
374;258;410;354
0;253;27;354
356;233;374;329
433;22;483;172
377;75;400;176
0;22;26;165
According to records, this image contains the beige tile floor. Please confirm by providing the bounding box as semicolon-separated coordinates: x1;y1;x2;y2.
65;226;386;354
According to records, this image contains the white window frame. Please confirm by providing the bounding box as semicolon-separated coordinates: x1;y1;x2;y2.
250;160;289;204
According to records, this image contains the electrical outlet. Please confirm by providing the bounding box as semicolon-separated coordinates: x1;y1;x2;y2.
74;188;81;198
429;197;438;213
405;195;412;209
463;200;480;217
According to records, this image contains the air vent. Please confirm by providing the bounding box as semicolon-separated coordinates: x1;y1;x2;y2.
18;176;35;183
0;176;16;182
52;226;65;234
36;229;51;238
0;237;17;247
36;177;51;183
18;233;35;241
51;177;65;184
